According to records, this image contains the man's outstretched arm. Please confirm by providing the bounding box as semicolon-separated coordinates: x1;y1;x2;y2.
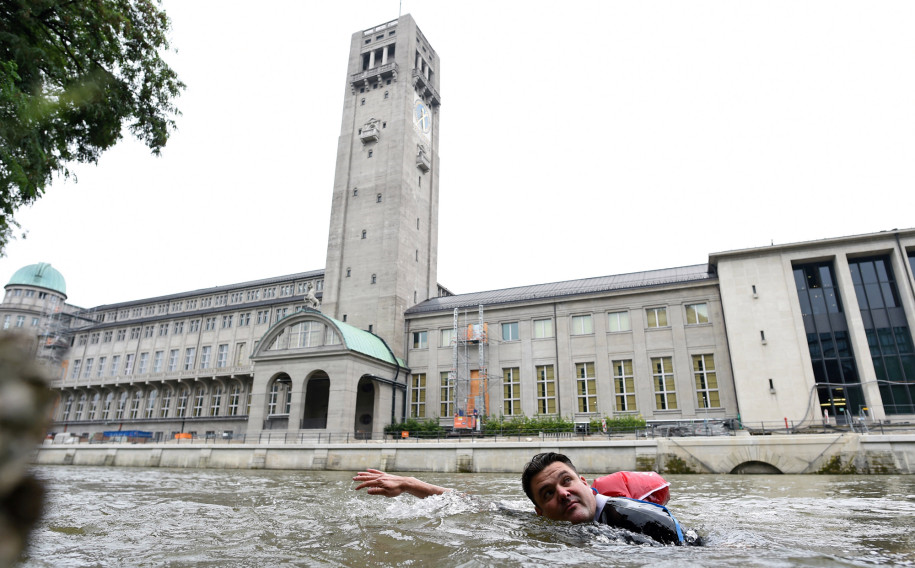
353;469;451;499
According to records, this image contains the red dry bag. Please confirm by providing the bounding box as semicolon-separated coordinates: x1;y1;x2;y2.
591;471;670;505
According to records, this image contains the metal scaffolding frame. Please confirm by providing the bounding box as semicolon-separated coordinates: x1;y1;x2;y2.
450;305;489;430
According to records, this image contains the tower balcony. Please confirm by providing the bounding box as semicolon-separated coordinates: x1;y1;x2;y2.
351;62;398;91
416;150;430;172
412;69;441;107
360;125;380;143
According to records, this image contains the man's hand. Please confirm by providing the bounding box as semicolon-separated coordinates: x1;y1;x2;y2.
353;469;449;499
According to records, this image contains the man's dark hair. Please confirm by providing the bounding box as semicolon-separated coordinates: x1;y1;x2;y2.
521;452;578;504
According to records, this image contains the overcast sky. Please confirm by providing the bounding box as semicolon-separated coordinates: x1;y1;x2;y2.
2;1;914;309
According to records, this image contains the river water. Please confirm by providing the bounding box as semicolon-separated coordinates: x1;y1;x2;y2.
19;466;915;567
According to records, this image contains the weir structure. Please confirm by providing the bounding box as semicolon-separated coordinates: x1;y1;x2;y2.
33;433;915;475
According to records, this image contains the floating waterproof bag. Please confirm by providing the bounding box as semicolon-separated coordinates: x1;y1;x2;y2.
591;471;670;505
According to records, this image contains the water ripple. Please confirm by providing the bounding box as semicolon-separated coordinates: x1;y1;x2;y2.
18;467;915;567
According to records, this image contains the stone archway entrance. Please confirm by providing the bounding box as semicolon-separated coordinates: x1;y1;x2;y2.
354;377;375;439
302;374;330;429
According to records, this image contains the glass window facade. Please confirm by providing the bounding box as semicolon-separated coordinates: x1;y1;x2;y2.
849;256;915;414
794;261;865;420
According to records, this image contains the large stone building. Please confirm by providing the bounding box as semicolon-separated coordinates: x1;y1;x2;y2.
2;16;914;441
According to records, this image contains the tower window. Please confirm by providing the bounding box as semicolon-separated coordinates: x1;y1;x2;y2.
346;268;351;277
343;314;347;322
376;193;382;203
353;188;358;197
361;230;367;239
418;176;422;187
361;98;365;106
382;122;386;128
368;149;373;158
360;87;365;93
371;274;377;284
365;38;370;44
386;78;391;84
416;218;420;229
384;91;389;99
368;324;373;333
415;249;419;261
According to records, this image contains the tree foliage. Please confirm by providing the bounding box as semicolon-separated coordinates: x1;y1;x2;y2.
0;0;184;253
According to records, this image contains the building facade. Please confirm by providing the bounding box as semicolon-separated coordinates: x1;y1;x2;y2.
713;230;915;426
2;16;913;441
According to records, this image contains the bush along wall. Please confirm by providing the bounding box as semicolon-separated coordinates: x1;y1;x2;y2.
384;418;446;438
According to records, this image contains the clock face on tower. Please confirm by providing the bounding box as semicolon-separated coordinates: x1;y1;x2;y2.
413;101;431;134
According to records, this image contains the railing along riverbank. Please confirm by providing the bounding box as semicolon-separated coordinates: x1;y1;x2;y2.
46;417;915;446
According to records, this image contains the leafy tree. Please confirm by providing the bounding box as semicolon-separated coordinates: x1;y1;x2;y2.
0;0;184;253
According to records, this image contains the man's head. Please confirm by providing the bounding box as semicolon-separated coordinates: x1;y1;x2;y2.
521;452;596;524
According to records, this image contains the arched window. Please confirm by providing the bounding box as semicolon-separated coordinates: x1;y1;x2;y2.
115;392;128;419
267;382;280;416
74;394;86;420
192;387;206;417
61;395;73;421
228;384;242;416
160;389;172;418
268;378;293;416
371;274;377;284
146;388;158;418
129;390;143;419
210;387;223;416
88;393;100;419
102;392;114;419
176;389;189;417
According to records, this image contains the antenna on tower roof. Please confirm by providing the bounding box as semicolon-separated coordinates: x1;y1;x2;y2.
399;0;402;18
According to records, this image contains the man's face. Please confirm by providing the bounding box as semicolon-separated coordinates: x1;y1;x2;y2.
530;461;596;524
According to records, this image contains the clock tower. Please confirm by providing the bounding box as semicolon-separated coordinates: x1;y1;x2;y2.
322;14;441;357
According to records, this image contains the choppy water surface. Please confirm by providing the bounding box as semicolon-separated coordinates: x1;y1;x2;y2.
20;466;915;567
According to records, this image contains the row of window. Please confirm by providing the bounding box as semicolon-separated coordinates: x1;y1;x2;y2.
74;307;298;346
68;342;250;380
4;288;55;300
408;354;720;418
59;384;251;422
409;304;711;349
1;315;40;329
93;281;323;323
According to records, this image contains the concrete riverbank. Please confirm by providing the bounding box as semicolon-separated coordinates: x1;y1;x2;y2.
33;432;915;474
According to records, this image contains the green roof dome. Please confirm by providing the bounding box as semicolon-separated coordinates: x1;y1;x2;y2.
7;262;67;297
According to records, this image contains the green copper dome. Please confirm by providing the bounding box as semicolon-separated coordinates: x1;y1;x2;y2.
6;262;67;297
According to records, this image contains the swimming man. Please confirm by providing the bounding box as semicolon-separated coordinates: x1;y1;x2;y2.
354;451;697;545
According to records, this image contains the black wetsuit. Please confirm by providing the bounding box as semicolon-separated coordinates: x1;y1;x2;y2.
594;494;687;545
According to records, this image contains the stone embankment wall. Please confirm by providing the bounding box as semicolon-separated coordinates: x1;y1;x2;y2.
33;433;915;474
